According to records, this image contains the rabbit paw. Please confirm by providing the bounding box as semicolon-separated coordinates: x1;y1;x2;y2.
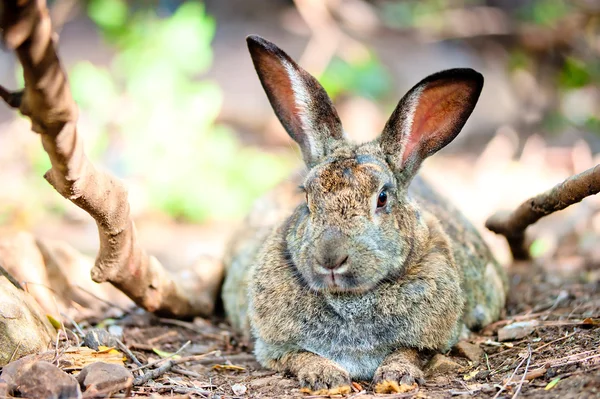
297;362;352;395
373;362;424;394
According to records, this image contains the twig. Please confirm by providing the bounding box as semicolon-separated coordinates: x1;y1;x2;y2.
60;312;85;337
130;340;191;372
347;390;367;399
191;352;256;365
133;360;174;386
0;0;222;318
485;164;600;260
171;366;203;378
511;344;532;398
9;340;22;362
152;383;212;397
492;351;529;399
115;338;143;367
532;332;573;353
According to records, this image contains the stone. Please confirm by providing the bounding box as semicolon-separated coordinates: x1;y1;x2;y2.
77;362;133;395
1;359;81;399
453;341;484;362
425;354;463;376
0;276;55;366
498;320;538;341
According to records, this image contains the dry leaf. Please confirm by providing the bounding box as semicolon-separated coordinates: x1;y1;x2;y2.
212;364;246;372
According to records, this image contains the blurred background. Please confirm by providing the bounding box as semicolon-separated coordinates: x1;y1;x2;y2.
0;0;599;271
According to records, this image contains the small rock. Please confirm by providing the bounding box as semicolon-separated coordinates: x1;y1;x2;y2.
475;370;492;380
76;362;133;395
83;329;118;350
1;360;81;399
231;383;247;395
425;354;462;376
453;341;484;362
498;320;538;342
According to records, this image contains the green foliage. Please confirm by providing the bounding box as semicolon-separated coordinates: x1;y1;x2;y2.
517;0;571;26
73;1;291;222
559;57;591;90
88;0;128;31
320;55;391;101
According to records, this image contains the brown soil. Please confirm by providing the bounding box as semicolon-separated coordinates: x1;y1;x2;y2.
107;260;599;399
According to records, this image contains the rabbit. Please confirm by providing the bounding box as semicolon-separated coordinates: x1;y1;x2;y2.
221;34;508;394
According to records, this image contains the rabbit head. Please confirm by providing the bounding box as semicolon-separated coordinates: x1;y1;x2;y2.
247;35;483;294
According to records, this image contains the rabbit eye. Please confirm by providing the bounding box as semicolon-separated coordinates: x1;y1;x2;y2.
377;190;388;208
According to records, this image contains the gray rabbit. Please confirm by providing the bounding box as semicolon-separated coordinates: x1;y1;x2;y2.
222;35;508;394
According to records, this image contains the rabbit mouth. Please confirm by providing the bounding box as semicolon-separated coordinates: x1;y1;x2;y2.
309;269;374;294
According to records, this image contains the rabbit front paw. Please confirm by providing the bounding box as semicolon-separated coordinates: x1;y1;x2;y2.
297;361;352;395
373;361;424;394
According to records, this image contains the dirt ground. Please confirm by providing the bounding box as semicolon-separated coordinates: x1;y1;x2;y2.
84;255;598;399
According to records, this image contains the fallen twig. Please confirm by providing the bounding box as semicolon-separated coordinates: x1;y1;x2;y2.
511;345;532;398
485;164;600;260
115;339;143;368
130;341;191;372
152;383;212;397
532;332;574;353
492;350;529;399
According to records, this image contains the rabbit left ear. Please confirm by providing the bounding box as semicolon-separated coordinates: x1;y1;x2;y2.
247;35;345;167
379;69;483;185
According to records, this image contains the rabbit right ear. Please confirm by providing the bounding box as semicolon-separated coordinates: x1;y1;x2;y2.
379;69;483;186
247;35;345;167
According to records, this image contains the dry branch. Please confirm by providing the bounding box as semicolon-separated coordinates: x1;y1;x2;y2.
0;0;222;317
486;164;600;260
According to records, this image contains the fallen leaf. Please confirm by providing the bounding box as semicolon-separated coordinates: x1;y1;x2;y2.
300;385;352;395
545;377;561;390
582;318;600;327
212;364;246;372
47;315;62;330
152;348;181;359
374;380;417;394
62;346;127;369
351;381;363;392
463;369;479;381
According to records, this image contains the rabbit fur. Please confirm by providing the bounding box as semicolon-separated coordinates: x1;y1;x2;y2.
221;35;508;392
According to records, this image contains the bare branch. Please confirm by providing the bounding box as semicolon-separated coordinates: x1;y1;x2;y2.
0;0;222;317
486;164;600;260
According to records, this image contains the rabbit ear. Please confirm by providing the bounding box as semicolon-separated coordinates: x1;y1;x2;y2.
247;35;344;166
379;69;483;185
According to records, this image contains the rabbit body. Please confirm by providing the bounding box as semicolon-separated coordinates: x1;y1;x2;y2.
221;35;508;392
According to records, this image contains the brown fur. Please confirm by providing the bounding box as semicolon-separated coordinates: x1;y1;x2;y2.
221;35;508;392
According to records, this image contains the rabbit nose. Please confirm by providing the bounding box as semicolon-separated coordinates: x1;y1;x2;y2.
315;228;349;270
322;254;349;270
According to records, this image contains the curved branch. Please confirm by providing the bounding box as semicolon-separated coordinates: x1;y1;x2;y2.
0;0;222;317
486;164;600;260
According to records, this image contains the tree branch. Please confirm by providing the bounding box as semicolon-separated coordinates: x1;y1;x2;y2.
485;164;600;260
0;0;222;317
